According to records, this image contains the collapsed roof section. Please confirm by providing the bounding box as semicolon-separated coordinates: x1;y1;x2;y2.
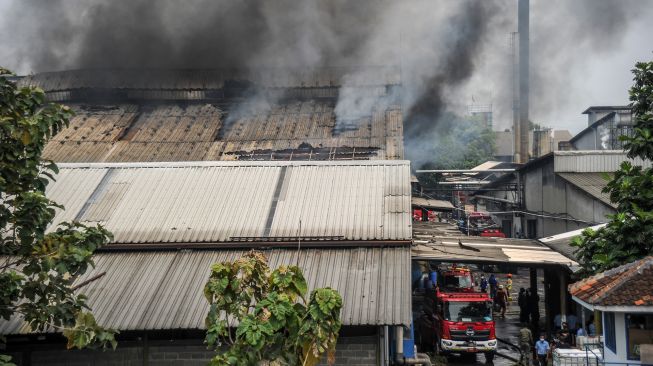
23;68;404;162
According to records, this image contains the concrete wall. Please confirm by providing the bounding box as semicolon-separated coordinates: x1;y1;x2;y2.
7;335;379;366
572;129;599;151
521;160;615;238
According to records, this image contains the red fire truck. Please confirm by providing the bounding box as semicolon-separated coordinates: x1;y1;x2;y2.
432;291;496;361
438;265;475;292
418;265;497;362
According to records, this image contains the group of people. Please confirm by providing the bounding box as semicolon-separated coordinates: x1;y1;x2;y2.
479;273;513;318
519;317;597;366
517;287;541;325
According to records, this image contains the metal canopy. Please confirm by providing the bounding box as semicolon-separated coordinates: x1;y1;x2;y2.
412;236;578;268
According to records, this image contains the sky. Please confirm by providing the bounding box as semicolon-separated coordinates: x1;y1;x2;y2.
0;0;651;135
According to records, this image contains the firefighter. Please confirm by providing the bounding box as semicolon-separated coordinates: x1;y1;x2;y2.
506;273;513;301
495;285;508;318
480;275;488;293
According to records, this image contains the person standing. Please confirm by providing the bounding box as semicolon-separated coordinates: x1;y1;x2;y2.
529;288;540;326
518;288;528;323
489;274;498;298
495;285;508;318
535;334;550;366
506;273;514;300
519;326;533;366
480;275;488;293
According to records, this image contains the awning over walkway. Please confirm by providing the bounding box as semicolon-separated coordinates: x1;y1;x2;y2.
413;236;578;268
411;197;455;211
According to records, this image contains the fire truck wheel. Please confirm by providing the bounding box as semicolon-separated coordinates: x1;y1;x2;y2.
484;351;495;364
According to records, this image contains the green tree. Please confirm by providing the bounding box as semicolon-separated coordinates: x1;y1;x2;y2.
572;61;653;274
0;67;116;365
419;113;496;172
204;250;342;366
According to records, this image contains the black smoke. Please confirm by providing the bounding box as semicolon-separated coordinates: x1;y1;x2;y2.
1;0;380;72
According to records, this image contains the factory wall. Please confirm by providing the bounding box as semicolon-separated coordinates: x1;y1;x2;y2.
6;333;379;366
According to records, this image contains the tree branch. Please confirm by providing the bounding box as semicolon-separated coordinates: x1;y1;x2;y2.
70;272;106;291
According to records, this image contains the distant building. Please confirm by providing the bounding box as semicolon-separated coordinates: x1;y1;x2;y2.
468;103;493;129
494;129;514;162
532;129;573;158
569;256;653;364
474;150;652;239
570;106;634;151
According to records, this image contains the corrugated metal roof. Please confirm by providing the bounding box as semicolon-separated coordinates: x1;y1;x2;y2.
556;172;615;208
18;67;401;92
412;233;578;268
553;150;652;173
42;101;404;162
539;224;607;261
0;247;411;334
411;197;454;210
45;161;412;245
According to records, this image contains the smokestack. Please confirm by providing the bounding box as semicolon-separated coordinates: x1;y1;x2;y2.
517;0;530;163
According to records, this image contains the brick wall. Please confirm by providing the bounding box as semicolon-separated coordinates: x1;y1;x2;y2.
318;336;378;366
7;335;378;366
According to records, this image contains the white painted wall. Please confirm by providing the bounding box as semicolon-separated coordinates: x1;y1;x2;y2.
603;311;642;365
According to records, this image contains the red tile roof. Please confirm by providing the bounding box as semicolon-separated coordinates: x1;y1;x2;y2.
569;256;653;307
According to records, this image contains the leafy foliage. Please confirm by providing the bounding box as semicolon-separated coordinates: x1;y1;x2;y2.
417;112;496;171
572;61;653;274
0;67;116;358
204;250;342;366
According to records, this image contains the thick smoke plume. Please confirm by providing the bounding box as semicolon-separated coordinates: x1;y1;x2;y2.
0;0;378;71
1;0;651;168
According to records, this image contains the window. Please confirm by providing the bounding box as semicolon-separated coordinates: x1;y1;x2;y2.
626;313;653;360
604;312;616;352
444;301;492;322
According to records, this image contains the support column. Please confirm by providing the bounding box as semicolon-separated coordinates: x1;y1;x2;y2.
559;271;567;325
530;268;540;335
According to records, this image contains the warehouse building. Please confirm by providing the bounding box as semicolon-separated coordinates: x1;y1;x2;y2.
1;160;412;366
474;150;651;239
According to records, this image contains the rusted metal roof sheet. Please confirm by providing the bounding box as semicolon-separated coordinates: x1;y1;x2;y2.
0;247;411;334
411;197;454;211
18;67;401;92
412;223;578;268
45;161;411;245
42;101;403;162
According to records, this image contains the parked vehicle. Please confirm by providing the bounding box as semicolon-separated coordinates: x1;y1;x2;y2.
458;212;505;237
418;290;497;363
438;264;475;292
436;291;496;361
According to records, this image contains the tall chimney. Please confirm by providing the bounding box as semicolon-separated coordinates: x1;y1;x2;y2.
518;0;530;163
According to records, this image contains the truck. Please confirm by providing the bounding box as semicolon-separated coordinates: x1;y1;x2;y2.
421;291;497;362
438;264;475;292
458;211;505;237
